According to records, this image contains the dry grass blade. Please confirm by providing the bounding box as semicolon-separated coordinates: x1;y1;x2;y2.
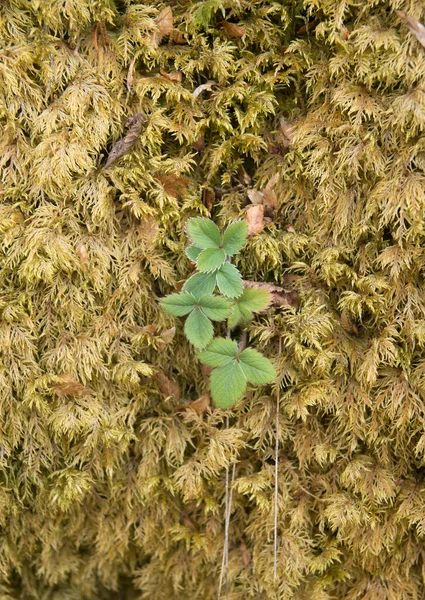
397;11;425;48
53;374;93;396
127;57;136;90
104;112;146;169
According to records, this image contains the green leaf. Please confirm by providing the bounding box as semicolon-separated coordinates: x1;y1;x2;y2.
222;221;248;256
238;288;271;312
198;295;231;321
228;288;271;328
184;308;214;349
186;246;202;262
216;263;243;298
160;293;196;317
183;272;216;298
198;338;238;367
186;218;220;249
197;248;226;272
210;360;247;408
238;348;276;384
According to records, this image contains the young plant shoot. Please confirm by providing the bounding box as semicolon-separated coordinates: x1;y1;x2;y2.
160;217;276;408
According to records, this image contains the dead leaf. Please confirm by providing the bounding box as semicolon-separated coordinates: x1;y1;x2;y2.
104;112;147;169
173;30;187;44
202;188;214;212
152;6;173;46
247;189;264;205
201;364;213;379
341;311;359;336
297;16;320;35
154;371;180;400
397;12;425;48
192;135;205;154
138;324;158;336
246;205;264;236
175;393;210;414
160;327;176;345
193;80;217;99
243;280;300;309
287;224;296;233
127;57;136;90
53;374;93;396
340;25;349;40
220;21;246;38
240;542;251;568
159;68;183;82
279;117;294;148
155;174;190;197
77;243;88;265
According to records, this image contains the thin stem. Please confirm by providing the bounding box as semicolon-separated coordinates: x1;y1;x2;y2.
218;417;236;600
273;337;282;583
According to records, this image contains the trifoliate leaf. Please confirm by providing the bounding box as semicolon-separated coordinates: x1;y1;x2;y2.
198;295;232;321
186;246;202;262
238;288;271;312
184;308;214;349
186;218;220;249
183;272;216;298
216;263;243;298
210;360;247;408
222;221;248;255
160;293;196;316
238;348;276;384
198;338;238;367
197;248;226;272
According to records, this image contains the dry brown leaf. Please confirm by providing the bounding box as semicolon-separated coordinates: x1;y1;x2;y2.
127;57;136;90
397;11;425;48
240;542;251;568
192;135;205;154
246;205;264;236
159;68;183;82
175;393;210;414
341;311;359;336
279;117;294;148
160;327;176;345
202;188;214;212
201;364;213;379
104;112;147;169
78;243;88;265
243;280;300;309
53;374;93;397
247;189;264;205
173;30;187;44
287;224;296;233
220;21;246;37
340;25;349;40
139;324;158;336
154;371;180;400
155;174;190;197
193;81;217;99
152;6;173;46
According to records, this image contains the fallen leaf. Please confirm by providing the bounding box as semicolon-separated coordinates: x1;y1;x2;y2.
139;324;158;336
152;6;173;46
243;280;300;309
397;11;425;48
279;117;294;148
246;204;264;236
155;174;190;197
175;393;210;414
287;224;296;233
160;327;176;345
173;30;187;44
127;57;136;90
340;311;359;336
77;243;88;265
202;187;214;212
247;189;264;205
237;165;252;186
53;374;93;396
220;21;246;37
159;68;183;82
240;542;251;568
154;371;180;400
104;112;147;169
297;16;320;35
193;80;217;99
192;135;205;154
340;25;349;40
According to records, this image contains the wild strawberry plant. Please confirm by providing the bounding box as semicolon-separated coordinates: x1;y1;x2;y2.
161;217;276;408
